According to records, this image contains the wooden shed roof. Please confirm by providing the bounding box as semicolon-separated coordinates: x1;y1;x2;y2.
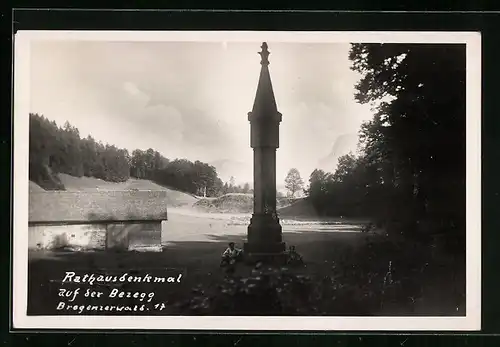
29;190;169;224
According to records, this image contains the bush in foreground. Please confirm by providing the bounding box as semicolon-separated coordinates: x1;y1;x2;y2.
173;236;465;316
177;263;402;316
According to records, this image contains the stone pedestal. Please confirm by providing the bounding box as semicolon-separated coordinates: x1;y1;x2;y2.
244;42;286;264
244;214;287;263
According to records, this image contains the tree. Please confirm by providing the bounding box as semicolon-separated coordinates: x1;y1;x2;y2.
28;114;132;188
304;43;465;238
349;43;466;247
332;153;357;183
222;182;229;195
284;168;304;198
28;113;224;196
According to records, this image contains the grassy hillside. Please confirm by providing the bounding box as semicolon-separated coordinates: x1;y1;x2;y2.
194;193;253;213
30;173;198;208
29;181;45;193
29;164;65;191
30;174;320;217
194;194;295;214
277;198;319;218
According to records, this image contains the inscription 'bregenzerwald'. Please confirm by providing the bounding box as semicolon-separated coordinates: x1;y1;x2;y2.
62;271;181;286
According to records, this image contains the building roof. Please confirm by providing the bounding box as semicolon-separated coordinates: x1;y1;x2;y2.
29;190;169;224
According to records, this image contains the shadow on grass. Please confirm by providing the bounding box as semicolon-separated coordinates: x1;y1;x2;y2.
28;228;465;317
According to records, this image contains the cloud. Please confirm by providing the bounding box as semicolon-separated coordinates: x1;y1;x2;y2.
119;82;185;145
118;81;235;160
123;81;142;97
123;81;150;105
317;133;360;173
30;40;374;180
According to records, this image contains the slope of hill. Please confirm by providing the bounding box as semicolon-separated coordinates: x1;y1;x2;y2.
277;198;319;218
194;194;294;214
30;164;65;191
193;193;253;213
31;174;320;217
29;181;45;192
56;173;197;207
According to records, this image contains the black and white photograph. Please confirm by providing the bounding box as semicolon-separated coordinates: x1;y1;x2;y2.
13;31;481;331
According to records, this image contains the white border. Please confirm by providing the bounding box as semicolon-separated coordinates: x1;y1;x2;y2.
12;30;482;331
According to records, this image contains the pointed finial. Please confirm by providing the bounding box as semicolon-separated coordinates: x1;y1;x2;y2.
259;42;270;66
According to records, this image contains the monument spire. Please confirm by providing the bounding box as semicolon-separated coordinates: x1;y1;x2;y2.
259;42;270;66
250;42;279;120
244;42;286;263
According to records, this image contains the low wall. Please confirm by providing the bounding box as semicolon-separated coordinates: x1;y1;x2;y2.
28;222;162;251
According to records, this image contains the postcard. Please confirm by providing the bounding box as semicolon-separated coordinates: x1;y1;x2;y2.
12;30;481;331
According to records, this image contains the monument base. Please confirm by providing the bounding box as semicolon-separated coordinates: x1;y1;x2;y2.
243;249;288;265
244;213;286;264
244;241;286;254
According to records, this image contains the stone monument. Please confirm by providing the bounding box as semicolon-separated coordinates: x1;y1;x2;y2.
244;42;286;263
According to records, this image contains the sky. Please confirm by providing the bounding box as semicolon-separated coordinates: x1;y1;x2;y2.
30;40;373;185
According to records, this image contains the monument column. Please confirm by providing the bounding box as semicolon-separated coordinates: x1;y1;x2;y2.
244;42;286;262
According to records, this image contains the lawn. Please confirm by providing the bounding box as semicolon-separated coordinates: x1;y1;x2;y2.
27;210;465;316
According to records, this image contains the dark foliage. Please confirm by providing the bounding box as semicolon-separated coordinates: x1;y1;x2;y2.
176;236;460;316
307;44;466;253
29;114;131;186
29;113;224;196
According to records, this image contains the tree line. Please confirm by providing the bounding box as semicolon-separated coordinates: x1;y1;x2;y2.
306;43;466;251
29;113;231;197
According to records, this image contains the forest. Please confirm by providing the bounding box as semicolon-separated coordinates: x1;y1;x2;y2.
28;113;246;197
307;43;466;253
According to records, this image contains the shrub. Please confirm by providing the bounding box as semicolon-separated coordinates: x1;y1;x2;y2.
178;263;389;316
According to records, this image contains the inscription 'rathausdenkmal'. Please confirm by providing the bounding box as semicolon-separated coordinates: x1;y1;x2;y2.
62;271;182;285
